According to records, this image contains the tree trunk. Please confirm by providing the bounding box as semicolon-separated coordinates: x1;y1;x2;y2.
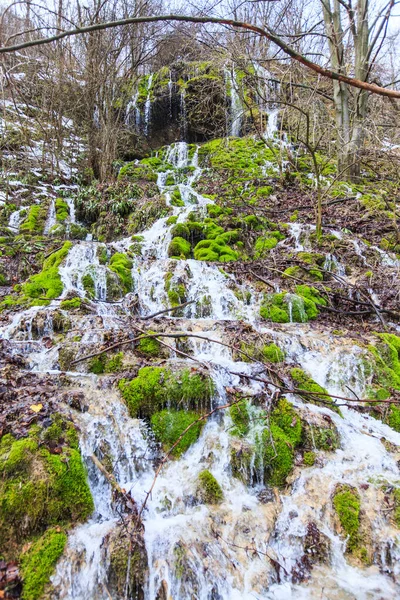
321;0;352;178
348;0;369;182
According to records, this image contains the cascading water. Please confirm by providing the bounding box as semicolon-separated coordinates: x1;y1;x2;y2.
3;138;400;600
225;66;242;138
144;74;154;136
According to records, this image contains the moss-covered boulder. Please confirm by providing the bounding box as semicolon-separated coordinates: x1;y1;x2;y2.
197;470;223;504
0;416;93;598
332;484;361;553
118;366;214;418
151;409;204;457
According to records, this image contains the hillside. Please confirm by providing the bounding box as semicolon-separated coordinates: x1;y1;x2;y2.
1;57;400;600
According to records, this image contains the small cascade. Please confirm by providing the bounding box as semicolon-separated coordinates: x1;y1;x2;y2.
51;387;150;599
225;66;242;137
144;74;154;136
44;198;56;234
125;90;140;127
179;87;188;141
8;206;25;232
58;242;108;301
254;63;280;138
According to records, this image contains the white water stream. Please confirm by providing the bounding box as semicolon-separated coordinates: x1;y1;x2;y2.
2;142;400;599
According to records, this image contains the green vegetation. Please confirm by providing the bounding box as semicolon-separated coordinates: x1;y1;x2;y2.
55;198;70;222
20;205;47;234
333;485;361;552
260;286;326;323
60;297;82;310
151;409;204;457
18;242;72;306
119;366;214;418
109;253;133;293
168;236;191;259
0;416;93;594
20;528;67;600
262;343;285;363
290;368;340;413
263;398;303;486
229;399;250;437
89;352;124;374
197;470;223;504
138;331;161;356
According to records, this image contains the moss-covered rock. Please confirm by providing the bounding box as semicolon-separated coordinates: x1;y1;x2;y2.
118;366;214;418
20;528;67;600
0;417;93;595
333;485;361;553
197;470;223;504
290;368;340;413
168;236;191;259
19;242;72;306
229;399;250;437
109;253;133;294
151;409;204;457
55;198;70;222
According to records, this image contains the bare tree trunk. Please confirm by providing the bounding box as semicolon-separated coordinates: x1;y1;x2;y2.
348;0;369;182
321;0;351;178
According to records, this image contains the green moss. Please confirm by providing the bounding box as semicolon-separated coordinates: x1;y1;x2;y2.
168;236;191;259
138;332;161;356
193;239;238;262
89;352;124;374
119;366;214;418
171;223;190;240
260;291;318;323
82;273;95;299
263;423;295;487
229;400;250;437
55;198;70;222
151;410;204;457
333;485;360;552
366;334;400;431
197;470;223;504
60;297;81;310
20;528;67;600
261;399;304;486
21;242;72;304
303;451;316;466
262;343;285;363
290;368;340;413
302;421;340;451
44;448;94;522
254;234;281;257
0;421;93;565
109;253;133;293
20;205;47;234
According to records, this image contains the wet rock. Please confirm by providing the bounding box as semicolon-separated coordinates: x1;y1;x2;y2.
106;524;148;600
62;391;88;412
257;488;276;504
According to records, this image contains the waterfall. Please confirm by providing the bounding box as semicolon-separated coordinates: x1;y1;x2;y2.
8;206;25;233
225;66;243;137
144;74;154;136
180;86;188;141
3;137;400;600
44;198;56;234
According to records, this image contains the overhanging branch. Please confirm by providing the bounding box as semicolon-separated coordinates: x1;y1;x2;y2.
0;14;400;99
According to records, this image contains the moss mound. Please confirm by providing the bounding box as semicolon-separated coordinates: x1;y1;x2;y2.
333;485;361;552
260;286;326;324
19;242;72;306
0;416;93;596
118;366;214;418
151;409;204;457
197;470;223;504
109;253;133;293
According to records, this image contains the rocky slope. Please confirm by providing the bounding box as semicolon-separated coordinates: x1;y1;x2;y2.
1;79;400;600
